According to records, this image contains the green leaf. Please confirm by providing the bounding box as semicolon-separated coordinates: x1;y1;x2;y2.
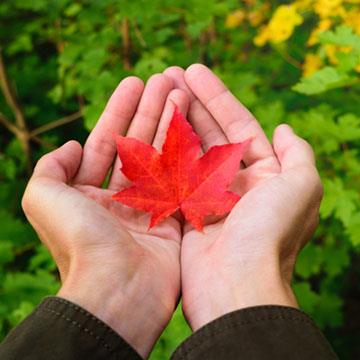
7;34;33;55
320;179;358;226
323;243;350;276
289;106;339;154
293;282;320;313
8;302;34;327
296;243;323;279
186;20;211;38
254;101;284;137
292;67;354;95
336;51;360;73
59;43;82;68
2;270;59;300
83;102;104;131
315;291;343;328
80;48;107;75
64;3;82;17
0;156;17;180
0;210;38;247
347;213;360;246
134;54;168;80
28;245;56;272
13;0;47;11
0;242;14;267
150;304;190;359
217;70;260;107
336;114;360;142
319;26;360;54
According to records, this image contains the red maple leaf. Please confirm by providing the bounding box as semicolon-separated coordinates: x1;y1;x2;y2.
112;107;250;231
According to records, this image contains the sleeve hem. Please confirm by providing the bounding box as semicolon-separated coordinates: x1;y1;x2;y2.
171;305;338;359
38;296;142;359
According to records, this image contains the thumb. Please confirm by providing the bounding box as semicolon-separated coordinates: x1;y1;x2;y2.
22;141;83;219
273;124;315;171
32;141;83;183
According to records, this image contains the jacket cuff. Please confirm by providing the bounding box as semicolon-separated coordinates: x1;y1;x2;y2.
38;296;142;359
171;305;338;360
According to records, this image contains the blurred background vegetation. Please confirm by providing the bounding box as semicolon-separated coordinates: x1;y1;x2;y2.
0;0;359;358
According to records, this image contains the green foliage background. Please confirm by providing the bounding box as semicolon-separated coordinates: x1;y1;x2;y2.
0;1;359;359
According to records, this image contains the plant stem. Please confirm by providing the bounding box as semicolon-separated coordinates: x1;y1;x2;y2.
0;48;32;173
30;110;82;137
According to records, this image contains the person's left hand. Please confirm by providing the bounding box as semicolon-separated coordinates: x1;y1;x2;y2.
162;65;322;331
22;74;189;358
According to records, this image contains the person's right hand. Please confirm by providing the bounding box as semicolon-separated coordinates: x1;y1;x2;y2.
22;74;189;358
163;64;323;331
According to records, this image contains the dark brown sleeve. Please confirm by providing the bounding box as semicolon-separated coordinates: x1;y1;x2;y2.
0;297;142;360
171;305;338;360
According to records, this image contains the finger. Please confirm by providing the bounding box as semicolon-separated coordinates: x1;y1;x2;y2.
184;64;278;167
74;77;144;187
22;141;83;217
31;141;83;183
163;66;196;101
164;66;228;151
188;101;228;151
22;142;125;265
152;89;190;151
127;73;174;140
273;125;322;207
273;124;316;171
229;125;306;196
108;73;173;190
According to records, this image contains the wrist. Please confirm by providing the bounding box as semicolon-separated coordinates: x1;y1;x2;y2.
57;256;173;358
183;256;297;331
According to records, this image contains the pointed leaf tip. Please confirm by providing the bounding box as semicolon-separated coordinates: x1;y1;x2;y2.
112;107;251;231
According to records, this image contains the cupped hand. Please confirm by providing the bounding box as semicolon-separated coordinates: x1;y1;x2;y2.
163;64;323;331
22;74;189;357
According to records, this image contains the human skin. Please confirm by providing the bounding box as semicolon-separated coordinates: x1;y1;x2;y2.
162;64;323;331
21;74;188;358
22;64;323;358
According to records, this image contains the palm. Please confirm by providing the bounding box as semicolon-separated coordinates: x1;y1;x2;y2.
181;157;281;309
184;158;279;238
160;65;322;330
161;64;296;323
62;74;190;315
32;73;191;320
60;183;181;313
24;74;190;357
183;147;281;239
76;184;181;245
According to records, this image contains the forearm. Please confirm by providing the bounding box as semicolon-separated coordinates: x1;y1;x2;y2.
183;254;297;331
57;258;174;358
180;256;337;359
